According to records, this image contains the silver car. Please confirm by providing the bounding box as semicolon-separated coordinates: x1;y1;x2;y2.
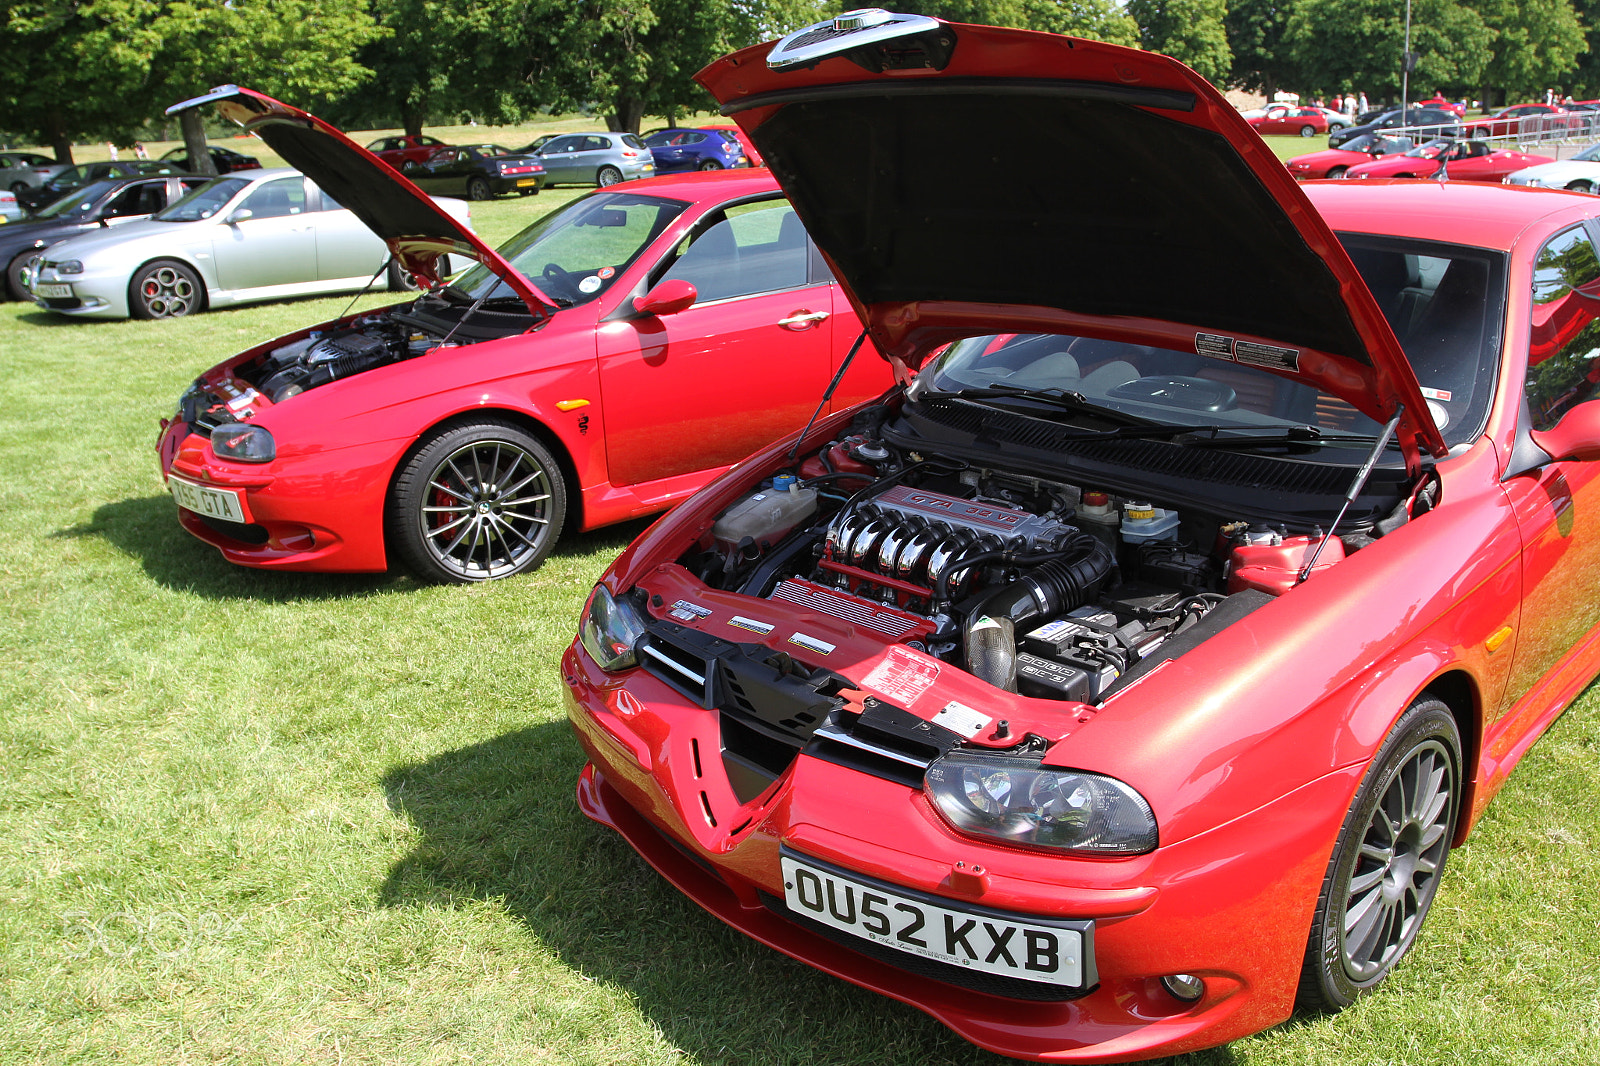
25;168;472;319
532;132;654;186
0;150;67;193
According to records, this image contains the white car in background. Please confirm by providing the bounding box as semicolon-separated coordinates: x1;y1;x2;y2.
24;168;472;319
0;188;22;221
1504;142;1600;193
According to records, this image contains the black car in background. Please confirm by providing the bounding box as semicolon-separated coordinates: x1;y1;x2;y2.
401;144;545;199
1328;106;1462;148
2;173;208;299
158;145;262;175
16;160;187;210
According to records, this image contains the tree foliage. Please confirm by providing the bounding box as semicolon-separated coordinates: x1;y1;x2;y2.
1462;0;1587;102
1126;0;1233;84
1226;0;1303;98
1284;0;1492;102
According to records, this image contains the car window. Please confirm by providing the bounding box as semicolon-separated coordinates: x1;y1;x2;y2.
105;181;164;218
155;177;250;221
583;136;611;152
1527;225;1600;431
543;136;581;153
238;177;306;219
450;190;689;307
659;201;810;302
35;181;116;219
622;135;647;150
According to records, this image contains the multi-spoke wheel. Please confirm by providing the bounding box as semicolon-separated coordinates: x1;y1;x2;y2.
388;421;566;583
1299;697;1460;1010
6;251;39;301
129;260;203;319
596;165;622;187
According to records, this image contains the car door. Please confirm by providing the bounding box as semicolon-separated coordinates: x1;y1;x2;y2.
595;200;844;486
537;136;585;183
1501;222;1600;728
307;183;386;282
210;176;316;291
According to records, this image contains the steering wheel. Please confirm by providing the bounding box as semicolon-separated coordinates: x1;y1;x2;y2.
540;262;578;300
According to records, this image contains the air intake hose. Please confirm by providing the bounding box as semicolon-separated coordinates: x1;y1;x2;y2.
963;532;1114;692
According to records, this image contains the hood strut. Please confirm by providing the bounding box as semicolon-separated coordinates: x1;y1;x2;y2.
1297;407;1403;583
787;329;871;463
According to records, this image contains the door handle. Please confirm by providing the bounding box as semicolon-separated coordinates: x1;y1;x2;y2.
778;310;830;330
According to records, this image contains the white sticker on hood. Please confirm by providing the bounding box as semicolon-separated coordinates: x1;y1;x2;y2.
932;700;991;738
861;645;940;706
788;632;836;656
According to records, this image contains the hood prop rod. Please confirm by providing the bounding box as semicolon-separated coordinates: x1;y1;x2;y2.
786;328;869;465
1297;407;1403;584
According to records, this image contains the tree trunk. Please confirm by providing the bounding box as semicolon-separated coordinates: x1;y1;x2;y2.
180;110;219;176
606;95;646;135
46;112;74;164
402;106;425;140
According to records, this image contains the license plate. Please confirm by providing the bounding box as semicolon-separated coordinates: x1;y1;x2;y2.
168;476;248;523
35;283;72;298
516;178;538;187
780;853;1089;987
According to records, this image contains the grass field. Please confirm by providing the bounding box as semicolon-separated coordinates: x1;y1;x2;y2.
2;143;1599;1066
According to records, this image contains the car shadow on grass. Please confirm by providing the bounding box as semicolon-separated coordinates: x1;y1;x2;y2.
59;494;649;602
377;722;1244;1066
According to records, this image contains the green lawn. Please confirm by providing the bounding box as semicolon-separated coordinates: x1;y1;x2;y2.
1;183;1598;1066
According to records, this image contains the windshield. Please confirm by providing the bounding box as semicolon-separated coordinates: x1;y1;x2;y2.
153;178;246;222
1403;140;1451;158
1575;144;1600;163
449;190;688;307
913;235;1505;450
34;181;118;219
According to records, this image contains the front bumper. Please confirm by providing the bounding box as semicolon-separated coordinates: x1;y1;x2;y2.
156;416;398;572
563;638;1358;1062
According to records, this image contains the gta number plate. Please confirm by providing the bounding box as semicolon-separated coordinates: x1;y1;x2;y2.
168;476;247;523
35;283;72;299
780;854;1087;987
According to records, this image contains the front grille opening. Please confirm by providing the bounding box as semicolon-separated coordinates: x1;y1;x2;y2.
198;514;269;545
640;638;713;706
720;712;802;804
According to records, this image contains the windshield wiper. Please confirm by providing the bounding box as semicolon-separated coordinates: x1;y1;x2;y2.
923;384;1225;439
1172;426;1392;448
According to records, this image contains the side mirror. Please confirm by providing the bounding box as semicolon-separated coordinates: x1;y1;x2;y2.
225;208;253;224
632;278;696;317
1531;402;1600;462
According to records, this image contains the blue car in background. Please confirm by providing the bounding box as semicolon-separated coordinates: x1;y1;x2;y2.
642;128;746;172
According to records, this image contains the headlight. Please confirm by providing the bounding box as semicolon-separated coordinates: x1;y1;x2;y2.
925;752;1157;854
55;259;83;274
209;423;275;462
579;584;647;672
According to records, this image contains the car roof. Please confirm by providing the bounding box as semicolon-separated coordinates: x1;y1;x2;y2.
1303;180;1594;253
614;167;782;198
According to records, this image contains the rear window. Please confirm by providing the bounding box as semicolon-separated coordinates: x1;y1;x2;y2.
623;135;646;150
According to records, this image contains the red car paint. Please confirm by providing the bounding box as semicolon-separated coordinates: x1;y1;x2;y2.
1343;139;1554;182
156;90;891;579
564;13;1600;1062
1467;103;1583;139
1285;135;1413;179
1245;104;1329;137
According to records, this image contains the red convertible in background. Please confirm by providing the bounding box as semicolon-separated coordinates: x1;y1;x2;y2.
157;88;889;583
566;9;1600;1063
1286;132;1414;179
1344;138;1553;182
1466;103;1584;139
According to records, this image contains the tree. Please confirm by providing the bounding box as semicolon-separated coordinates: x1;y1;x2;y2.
1284;0;1492;106
1461;0;1586;105
1126;0;1233;84
1226;0;1304;101
1567;0;1600;97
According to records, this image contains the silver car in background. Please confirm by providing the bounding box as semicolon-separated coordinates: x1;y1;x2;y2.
0;150;67;193
25;168;472;319
531;132;654;187
1503;142;1600;193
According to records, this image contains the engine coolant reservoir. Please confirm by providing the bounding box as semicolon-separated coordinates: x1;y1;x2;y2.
713;476;818;554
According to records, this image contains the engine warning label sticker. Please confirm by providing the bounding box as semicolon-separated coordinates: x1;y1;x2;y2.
727;615;775;636
669;599;712;622
1234;340;1300;371
788;632;836;656
862;646;941;706
1195;333;1235;360
932;700;991;738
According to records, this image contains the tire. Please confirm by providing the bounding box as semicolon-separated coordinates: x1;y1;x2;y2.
387;258;421;292
596;165;622;187
129;260;203;319
387;420;566;583
1297;697;1461;1012
1326;166;1348;179
1567;180;1594;194
9;180;28;194
1300;125;1316;137
698;160;724;170
6;250;40;301
1470;127;1488;140
465;176;492;201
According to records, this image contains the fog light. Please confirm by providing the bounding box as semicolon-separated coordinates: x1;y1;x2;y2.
1161;973;1205;1002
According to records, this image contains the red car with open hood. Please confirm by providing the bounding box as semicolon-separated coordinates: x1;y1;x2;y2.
564;9;1600;1061
155;88;887;583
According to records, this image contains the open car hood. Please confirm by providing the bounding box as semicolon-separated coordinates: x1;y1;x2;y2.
697;12;1446;469
166;86;556;318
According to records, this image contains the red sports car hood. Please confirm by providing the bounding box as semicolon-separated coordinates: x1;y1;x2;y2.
165;86;556;317
697;12;1446;467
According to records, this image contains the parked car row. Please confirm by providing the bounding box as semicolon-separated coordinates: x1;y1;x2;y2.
16;20;1600;1063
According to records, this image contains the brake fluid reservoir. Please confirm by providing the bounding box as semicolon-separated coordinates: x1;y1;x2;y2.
713;481;818;553
1120;500;1180;543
